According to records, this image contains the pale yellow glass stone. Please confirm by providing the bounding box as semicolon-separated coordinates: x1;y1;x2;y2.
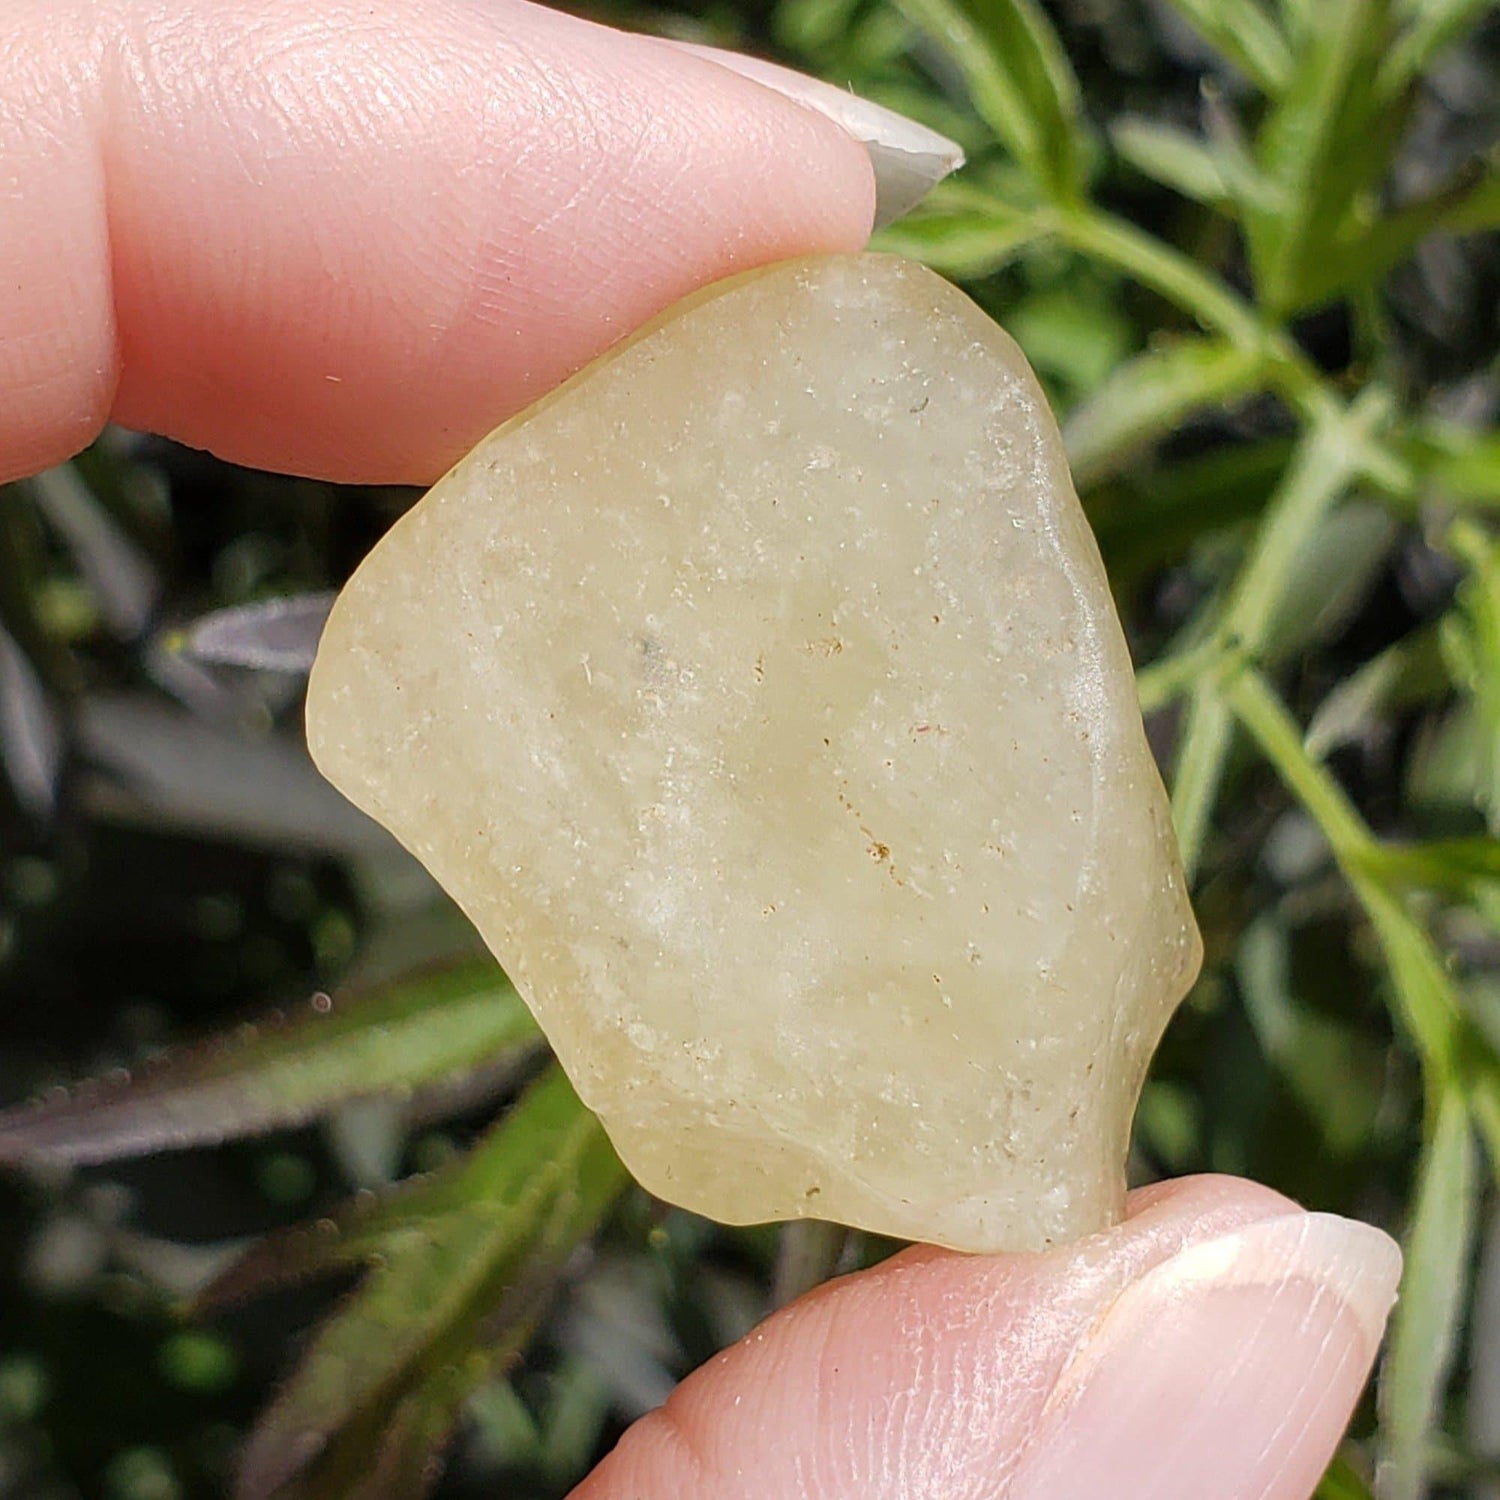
306;254;1201;1252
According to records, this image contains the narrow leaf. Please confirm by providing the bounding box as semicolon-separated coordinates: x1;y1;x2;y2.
874;202;1046;278
1225;669;1485;1088
1201;86;1285;232
1064;337;1267;487
1378;1088;1478;1500
772;1221;850;1307
76;693;400;857
1383;0;1500;91
1367;838;1500;901
1007;285;1133;393
27;463;160;639
180;592;336;673
1410;423;1500;510
1172;688;1236;879
0;956;540;1165
0;620;64;819
235;1066;626;1500
198;1103;551;1310
1260;502;1399;664
1158;0;1293;93
1294;162;1496;309
1221;394;1394;657
1277;0;1320;40
1357;876;1473;1085
892;0;1086;199
1253;0;1405;313
1446;521;1500;829
1110;117;1229;205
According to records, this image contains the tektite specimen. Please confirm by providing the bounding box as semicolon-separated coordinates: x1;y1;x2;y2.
306;254;1201;1252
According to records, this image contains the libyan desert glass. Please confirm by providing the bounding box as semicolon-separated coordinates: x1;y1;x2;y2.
305;254;1201;1252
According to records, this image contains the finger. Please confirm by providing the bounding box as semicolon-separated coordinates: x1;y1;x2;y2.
659;41;964;227
570;1176;1401;1500
1;0;877;486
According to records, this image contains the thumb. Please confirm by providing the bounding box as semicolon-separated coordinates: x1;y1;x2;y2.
570;1176;1401;1500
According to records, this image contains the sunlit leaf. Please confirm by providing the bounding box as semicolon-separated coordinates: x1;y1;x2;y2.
1276;0;1320;39
1170;404;1394;871
1378;1087;1478;1500
0;956;540;1166
1200;86;1286;229
1409;424;1500;510
1252;0;1407;314
1110;117;1230;206
874;200;1045;278
892;0;1087;199
1368;838;1500;902
1064;337;1267;486
1224;669;1489;1091
1405;701;1499;831
1358;877;1475;1086
1158;0;1293;93
773;0;863;57
232;1066;626;1500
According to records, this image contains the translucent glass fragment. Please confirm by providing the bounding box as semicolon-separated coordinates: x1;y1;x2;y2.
306;254;1201;1251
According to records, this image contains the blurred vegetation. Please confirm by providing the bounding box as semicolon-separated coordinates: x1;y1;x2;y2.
1;0;1499;1496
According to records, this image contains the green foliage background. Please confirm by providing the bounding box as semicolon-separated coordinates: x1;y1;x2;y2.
2;0;1499;1496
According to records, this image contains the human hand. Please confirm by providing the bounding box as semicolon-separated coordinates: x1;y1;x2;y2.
1;5;1402;1496
3;0;892;485
574;1176;1398;1499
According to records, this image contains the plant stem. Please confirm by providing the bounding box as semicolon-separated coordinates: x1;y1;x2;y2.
1054;206;1338;421
1157;393;1395;871
1222;667;1488;1100
1170;692;1235;879
1221;666;1372;858
1136;633;1226;715
1055;206;1263;346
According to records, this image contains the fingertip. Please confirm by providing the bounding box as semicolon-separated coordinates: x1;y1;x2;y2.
1006;1209;1400;1500
572;1180;1355;1499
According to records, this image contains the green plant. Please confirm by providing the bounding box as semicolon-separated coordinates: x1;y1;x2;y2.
0;1;1497;1496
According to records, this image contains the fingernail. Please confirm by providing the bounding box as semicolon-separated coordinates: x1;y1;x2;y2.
1009;1212;1402;1500
665;42;964;229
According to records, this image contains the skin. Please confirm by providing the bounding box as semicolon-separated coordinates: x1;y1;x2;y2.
1;4;1403;1495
